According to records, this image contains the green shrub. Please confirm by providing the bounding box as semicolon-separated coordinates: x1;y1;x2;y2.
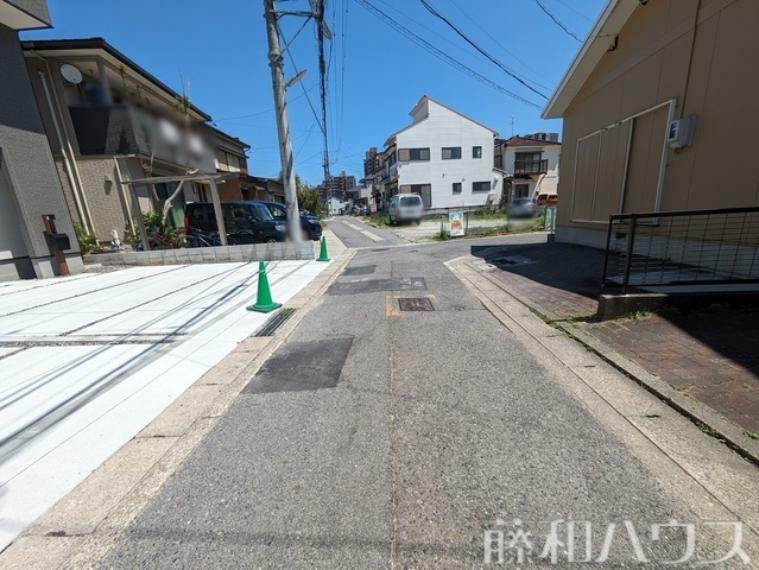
73;222;100;254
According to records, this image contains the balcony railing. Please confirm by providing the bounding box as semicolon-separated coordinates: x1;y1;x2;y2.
602;206;759;293
68;104;215;172
514;159;548;176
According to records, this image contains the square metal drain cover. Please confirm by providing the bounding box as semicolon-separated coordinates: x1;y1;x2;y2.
244;337;353;393
343;265;375;276
398;297;435;312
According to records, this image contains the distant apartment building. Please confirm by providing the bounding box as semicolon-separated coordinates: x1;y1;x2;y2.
494;135;561;202
22;37;254;241
522;132;560;143
363;147;381;178
322;170;356;199
0;1;82;280
368;96;502;211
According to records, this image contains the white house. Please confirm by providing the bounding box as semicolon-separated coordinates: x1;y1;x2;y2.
381;96;502;211
495;136;561;201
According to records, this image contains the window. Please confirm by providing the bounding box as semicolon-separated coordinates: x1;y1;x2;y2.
441;147;461;160
514;184;530;198
398;147;430;161
400;195;422;207
268;205;287;220
472;181;491;192
472;146;482;159
452;182;462;194
515;151;542;162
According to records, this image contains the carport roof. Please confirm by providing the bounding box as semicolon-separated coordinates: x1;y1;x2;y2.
120;172;240;185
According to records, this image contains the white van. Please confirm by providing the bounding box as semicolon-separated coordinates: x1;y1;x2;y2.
388;193;423;225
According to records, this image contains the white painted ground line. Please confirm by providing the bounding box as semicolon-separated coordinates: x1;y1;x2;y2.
361;230;384;242
0;260;328;552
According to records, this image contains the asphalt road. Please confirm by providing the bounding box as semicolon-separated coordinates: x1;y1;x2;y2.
102;233;749;567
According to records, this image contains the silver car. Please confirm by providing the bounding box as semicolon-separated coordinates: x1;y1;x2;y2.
388;193;423;225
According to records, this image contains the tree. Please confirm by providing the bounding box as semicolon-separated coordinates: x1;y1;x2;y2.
278;173;323;216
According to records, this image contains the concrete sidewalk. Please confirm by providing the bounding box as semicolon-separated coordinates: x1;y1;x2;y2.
69;235;758;567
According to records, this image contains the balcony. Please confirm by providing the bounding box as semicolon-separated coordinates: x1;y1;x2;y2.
514;159;548;177
68;104;215;172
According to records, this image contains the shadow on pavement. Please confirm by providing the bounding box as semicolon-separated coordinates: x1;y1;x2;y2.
470;240;759;433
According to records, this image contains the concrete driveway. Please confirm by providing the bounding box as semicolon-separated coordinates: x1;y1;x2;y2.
0;260;326;551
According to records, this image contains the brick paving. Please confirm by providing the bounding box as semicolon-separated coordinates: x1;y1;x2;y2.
583;307;759;434
474;241;759;436
471;242;602;319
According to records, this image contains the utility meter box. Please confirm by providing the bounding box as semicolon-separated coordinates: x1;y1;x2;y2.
667;116;696;149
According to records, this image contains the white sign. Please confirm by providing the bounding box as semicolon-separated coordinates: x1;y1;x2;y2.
449;210;465;237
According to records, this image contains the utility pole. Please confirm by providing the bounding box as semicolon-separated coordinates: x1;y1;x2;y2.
263;0;302;242
314;0;331;206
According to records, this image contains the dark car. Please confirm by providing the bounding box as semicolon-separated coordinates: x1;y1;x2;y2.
509;198;539;219
257;200;322;241
184;201;287;245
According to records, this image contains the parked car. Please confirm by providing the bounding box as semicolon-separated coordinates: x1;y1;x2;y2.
184;201;287;245
509;198;539;219
388;193;423;225
257;200;323;241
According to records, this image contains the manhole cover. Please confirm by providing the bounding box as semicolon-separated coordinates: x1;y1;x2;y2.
398;298;435;312
343;265;375;276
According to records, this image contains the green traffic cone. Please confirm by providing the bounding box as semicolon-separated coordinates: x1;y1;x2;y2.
317;236;330;262
247;260;281;313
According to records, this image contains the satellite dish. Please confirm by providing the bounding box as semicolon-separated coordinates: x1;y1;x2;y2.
60;64;83;85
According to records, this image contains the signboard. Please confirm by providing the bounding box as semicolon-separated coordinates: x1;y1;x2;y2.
449;210;465;237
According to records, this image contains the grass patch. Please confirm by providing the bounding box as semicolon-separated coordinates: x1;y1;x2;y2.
745;431;759;440
433;224;511;241
361;215;390;228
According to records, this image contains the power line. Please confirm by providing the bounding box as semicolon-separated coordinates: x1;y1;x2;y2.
352;0;541;108
444;0;551;91
534;0;583;43
419;0;548;100
315;0;332;188
212;84;318;123
336;0;348;155
279;27;327;136
551;0;594;23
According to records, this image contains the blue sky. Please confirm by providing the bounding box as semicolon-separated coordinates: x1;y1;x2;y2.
23;0;605;185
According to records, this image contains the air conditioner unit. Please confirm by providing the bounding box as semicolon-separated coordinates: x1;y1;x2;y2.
667;116;696;149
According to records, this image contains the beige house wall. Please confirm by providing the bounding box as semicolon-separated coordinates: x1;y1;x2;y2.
557;0;759;246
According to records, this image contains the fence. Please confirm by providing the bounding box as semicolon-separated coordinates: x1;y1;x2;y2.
601;206;759;293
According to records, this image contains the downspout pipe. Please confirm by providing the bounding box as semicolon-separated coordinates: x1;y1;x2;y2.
33;57;95;233
36;69;91;233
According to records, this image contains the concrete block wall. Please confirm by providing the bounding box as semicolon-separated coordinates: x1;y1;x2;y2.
83;241;317;267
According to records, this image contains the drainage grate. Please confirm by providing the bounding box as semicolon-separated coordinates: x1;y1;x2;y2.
398;297;435;312
343;265;376;276
372;248;390;252
254;308;296;337
244;337;353;393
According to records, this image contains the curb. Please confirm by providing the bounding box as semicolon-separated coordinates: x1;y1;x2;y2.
556;320;759;466
467;257;759;467
0;247;356;569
